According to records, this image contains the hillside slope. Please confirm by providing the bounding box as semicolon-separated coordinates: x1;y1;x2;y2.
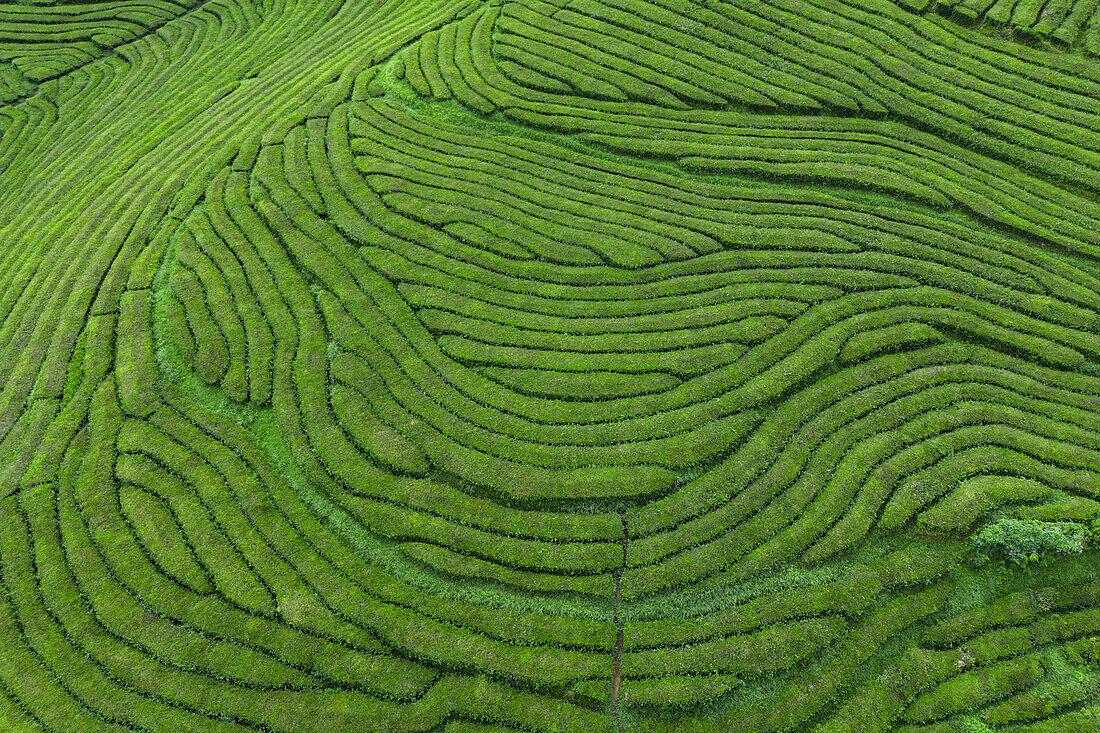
0;0;1099;730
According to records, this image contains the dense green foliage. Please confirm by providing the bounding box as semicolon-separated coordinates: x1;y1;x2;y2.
0;0;1099;730
971;518;1092;566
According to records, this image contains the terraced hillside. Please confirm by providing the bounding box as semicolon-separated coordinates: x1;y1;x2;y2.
1;0;1099;730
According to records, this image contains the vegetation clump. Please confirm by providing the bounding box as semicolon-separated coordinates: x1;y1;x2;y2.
971;518;1091;566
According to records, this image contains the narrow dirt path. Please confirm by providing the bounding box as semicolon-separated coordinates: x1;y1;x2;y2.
610;509;628;732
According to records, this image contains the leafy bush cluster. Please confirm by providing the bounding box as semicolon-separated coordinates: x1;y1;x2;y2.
971;519;1091;567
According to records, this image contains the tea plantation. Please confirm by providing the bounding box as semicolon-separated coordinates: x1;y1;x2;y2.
1;0;1099;730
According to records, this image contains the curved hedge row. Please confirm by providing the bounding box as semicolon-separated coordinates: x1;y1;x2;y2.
401;0;1100;258
0;0;204;92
